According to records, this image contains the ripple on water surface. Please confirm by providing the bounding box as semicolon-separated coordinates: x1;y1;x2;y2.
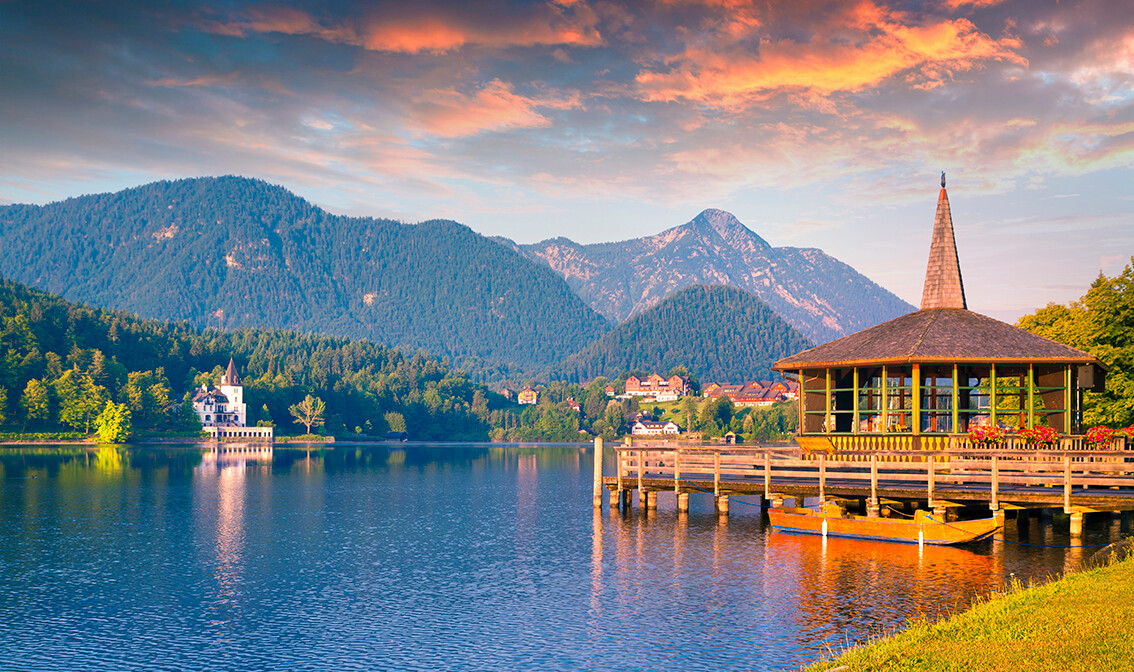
0;444;1116;671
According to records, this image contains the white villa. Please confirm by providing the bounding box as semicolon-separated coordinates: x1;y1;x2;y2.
192;359;273;440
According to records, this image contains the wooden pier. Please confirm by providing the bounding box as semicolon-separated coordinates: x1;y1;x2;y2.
593;437;1134;537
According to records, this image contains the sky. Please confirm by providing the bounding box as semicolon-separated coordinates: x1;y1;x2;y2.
1;0;1131;323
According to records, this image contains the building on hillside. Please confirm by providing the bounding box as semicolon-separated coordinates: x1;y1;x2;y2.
773;175;1105;445
604;385;616;397
631;420;681;436
704;380;799;407
192;359;273;440
565;398;581;413
517;387;539;405
624;374;690;401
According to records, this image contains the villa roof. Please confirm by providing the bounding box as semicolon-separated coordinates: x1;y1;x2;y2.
773;308;1100;369
225;358;241;386
921;175;967;310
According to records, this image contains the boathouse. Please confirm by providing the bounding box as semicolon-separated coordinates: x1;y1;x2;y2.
773;175;1106;448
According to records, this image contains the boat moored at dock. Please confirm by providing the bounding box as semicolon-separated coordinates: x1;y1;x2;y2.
767;501;1003;545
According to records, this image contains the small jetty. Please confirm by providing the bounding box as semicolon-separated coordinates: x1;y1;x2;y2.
595;437;1134;537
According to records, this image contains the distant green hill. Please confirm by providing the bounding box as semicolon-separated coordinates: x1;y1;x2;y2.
555;284;813;382
0;276;497;439
0;176;610;374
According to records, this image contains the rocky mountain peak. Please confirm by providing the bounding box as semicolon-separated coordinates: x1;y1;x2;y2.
686;209;770;249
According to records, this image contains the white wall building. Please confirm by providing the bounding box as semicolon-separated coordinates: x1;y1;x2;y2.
192;359;272;440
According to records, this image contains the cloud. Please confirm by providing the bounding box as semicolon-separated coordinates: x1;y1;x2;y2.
201;2;603;54
408;79;581;137
634;1;1026;107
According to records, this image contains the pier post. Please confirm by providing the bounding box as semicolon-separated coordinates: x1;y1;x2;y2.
593;437;604;509
646;490;658;509
677;492;690;512
609;488;620;509
1070;511;1084;538
716;495;730;515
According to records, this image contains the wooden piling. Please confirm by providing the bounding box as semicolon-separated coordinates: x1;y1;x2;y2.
677;492;690;512
1070;511;1084;538
716;495;730;515
593;436;603;509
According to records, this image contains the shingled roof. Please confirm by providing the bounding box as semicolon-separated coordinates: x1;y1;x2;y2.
224;358;241;386
921;174;967;310
773;308;1099;369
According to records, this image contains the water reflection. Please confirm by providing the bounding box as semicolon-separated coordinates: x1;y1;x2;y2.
0;444;1122;671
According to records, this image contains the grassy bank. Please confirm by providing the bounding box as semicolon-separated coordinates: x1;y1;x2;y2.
803;552;1134;671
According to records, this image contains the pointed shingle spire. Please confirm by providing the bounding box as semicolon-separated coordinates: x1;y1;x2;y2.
224;358;241;386
920;173;967;310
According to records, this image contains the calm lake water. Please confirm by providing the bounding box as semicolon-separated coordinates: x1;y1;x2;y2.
0;443;1121;671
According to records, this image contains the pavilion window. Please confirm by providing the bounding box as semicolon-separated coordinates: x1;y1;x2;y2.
995;365;1030;431
1034;364;1069;433
957;366;992;432
919;365;954;433
857;367;884;433
830;368;855;433
885;367;913;432
802;371;827;433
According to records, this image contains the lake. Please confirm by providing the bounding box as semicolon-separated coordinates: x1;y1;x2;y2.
0;443;1120;671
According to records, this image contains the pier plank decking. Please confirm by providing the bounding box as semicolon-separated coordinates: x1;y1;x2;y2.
597;441;1134;527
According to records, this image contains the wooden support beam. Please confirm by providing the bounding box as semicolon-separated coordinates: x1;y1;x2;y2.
870;454;878;505
991;455;999;511
714;452;721;497
593;436;603;509
1064;455;1072;513
764;453;771;500
819;453;826;501
927;454;935;508
637;449;644;495
674;451;681;494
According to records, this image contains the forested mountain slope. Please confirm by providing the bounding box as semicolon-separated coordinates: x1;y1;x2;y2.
508;208;914;344
556;284;813;382
0;177;610;373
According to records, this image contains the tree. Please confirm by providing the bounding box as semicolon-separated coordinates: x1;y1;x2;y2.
94;400;132;443
1017;258;1134;427
289;394;326;434
385;411;406;433
0;387;6;425
21;379;50;426
54;370;107;433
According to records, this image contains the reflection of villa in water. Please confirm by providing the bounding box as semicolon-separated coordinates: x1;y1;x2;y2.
774;175;1105;446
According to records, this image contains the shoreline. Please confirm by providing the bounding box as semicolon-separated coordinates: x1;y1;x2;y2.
802;544;1134;671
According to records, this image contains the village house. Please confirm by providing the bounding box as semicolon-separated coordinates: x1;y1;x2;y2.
630;420;681;436
191;359;273;440
704;380;799;407
624;374;690;401
517;387;539;405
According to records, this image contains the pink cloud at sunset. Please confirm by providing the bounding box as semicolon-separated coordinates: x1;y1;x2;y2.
635;1;1026;106
202;2;603;54
409;80;581;138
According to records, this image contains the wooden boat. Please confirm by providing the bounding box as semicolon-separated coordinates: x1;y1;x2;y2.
767;501;1002;545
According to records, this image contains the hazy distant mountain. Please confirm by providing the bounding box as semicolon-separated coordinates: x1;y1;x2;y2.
0;176;610;372
507;209;915;344
556;284;813;383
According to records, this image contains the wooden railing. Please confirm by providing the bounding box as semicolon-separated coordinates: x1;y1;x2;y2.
611;444;1134;511
810;434;1127;452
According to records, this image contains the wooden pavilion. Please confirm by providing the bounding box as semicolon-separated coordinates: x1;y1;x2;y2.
773;175;1106;449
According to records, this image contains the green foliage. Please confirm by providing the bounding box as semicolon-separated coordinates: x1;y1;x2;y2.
21;379;50;425
557;285;812;383
0;176;610;375
94;401;132;443
1017;258;1134;427
289;394;326;434
53;370;107;433
384;411;406;433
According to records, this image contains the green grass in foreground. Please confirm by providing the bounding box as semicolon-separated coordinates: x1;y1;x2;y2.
802;553;1134;672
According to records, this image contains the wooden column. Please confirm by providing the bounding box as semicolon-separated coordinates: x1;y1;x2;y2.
716;494;730;515
952;363;960;434
927;454;936;509
990;364;998;428
1064;366;1073;434
1070;511;1084;538
881;365;889;431
867;454;880;517
853;367;860;433
593;436;604;508
1064;455;1072;512
677;492;690;512
912;363;921;436
1028;363;1036;430
825;368;832;434
818;453;826;502
991;455;999;511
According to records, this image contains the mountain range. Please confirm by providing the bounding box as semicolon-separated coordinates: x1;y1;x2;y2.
0;176;910;381
504;208;914;344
